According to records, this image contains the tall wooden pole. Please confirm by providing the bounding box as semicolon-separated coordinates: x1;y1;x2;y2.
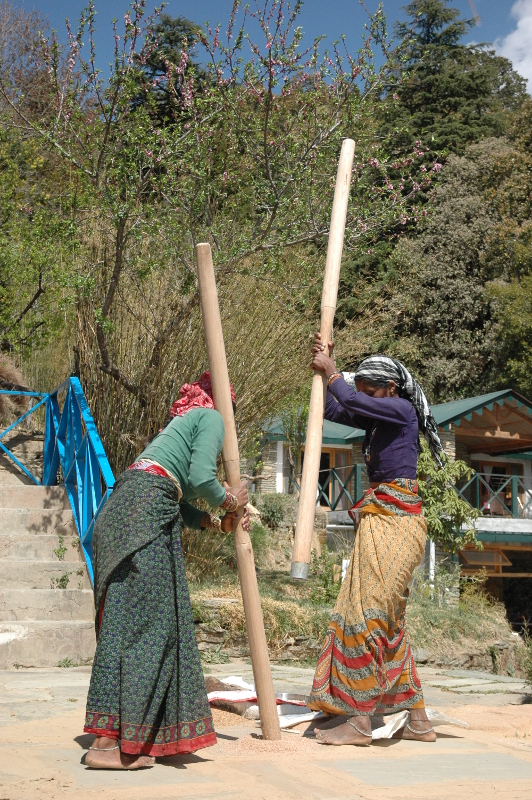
290;138;355;580
196;243;281;741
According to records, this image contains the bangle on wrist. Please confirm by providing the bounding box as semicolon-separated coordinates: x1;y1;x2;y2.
220;491;238;512
327;372;342;387
205;513;222;532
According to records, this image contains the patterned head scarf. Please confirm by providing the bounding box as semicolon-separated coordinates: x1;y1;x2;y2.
170;371;236;417
354;355;444;466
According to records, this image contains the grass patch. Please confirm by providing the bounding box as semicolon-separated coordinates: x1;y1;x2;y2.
407;565;514;661
190;545;521;671
191;582;330;654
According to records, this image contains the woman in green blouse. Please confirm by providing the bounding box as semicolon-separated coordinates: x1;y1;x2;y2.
84;372;248;769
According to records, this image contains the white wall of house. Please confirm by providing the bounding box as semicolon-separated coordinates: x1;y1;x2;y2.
276;441;284;493
256;441;278;494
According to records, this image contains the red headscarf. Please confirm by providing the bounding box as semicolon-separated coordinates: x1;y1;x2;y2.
170;371;236;417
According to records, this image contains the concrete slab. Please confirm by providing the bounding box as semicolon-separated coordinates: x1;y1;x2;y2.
328;749;532;786
1;664;532;799
441;668;526;683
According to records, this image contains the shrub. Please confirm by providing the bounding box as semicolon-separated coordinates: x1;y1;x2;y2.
257;494;286;530
309;546;341;606
524;631;532;688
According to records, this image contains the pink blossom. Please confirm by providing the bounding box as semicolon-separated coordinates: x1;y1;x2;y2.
432;163;442;173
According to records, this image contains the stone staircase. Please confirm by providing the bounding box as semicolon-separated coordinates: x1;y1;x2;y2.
0;439;96;669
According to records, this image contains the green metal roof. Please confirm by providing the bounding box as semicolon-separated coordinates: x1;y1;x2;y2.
263;417;364;446
263;389;532;446
431;389;532;429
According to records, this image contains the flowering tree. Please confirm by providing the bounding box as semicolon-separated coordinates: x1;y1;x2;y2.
0;0;435;467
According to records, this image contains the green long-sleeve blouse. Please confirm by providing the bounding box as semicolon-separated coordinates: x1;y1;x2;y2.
137;407;226;529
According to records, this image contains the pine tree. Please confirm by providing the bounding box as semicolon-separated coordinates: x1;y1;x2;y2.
136;14;207;124
385;0;527;155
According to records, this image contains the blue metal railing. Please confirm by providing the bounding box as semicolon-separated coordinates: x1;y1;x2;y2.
0;379;115;584
0;390;48;483
455;471;532;519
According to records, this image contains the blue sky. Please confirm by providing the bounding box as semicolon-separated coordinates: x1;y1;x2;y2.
12;0;532;87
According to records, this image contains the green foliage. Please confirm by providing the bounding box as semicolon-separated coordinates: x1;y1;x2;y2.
488;276;532;398
257;494;286;531
0;127;78;356
57;657;76;668
50;572;71;590
479;100;532;397
0;0;450;477
53;534;67;561
249;520;269;560
417;440;480;552
387;1;526;157
138;14;208;123
375;139;508;400
308;546;341;606
336;4;530;398
200;645;230;665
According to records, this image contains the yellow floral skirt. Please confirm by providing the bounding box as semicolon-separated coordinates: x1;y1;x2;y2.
308;510;427;717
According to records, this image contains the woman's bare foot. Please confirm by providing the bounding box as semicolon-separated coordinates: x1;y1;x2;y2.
393;709;437;742
313;714;349;731
84;736;156;769
315;715;372;746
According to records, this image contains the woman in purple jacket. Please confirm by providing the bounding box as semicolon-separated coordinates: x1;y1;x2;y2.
307;334;444;746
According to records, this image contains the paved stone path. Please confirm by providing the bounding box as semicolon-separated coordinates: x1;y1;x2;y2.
1;662;531;799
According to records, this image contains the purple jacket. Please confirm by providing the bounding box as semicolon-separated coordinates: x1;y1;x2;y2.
325;377;419;483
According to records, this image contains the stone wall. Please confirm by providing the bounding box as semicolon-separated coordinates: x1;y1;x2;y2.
350;441;370;493
439;425;456;460
257;441;278;494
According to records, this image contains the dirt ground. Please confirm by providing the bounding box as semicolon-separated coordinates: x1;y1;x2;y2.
1;664;532;800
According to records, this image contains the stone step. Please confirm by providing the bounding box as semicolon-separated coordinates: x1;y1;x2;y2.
0;561;91;590
0;485;70;510
0;533;81;561
0;432;44;487
0;589;94;621
0;508;76;536
0;463;36;486
0;621;96;669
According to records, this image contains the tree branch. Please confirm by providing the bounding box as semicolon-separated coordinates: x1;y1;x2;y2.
7;272;45;331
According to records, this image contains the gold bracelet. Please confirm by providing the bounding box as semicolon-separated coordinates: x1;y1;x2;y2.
206;513;222;532
327;372;342;387
220;491;238;512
